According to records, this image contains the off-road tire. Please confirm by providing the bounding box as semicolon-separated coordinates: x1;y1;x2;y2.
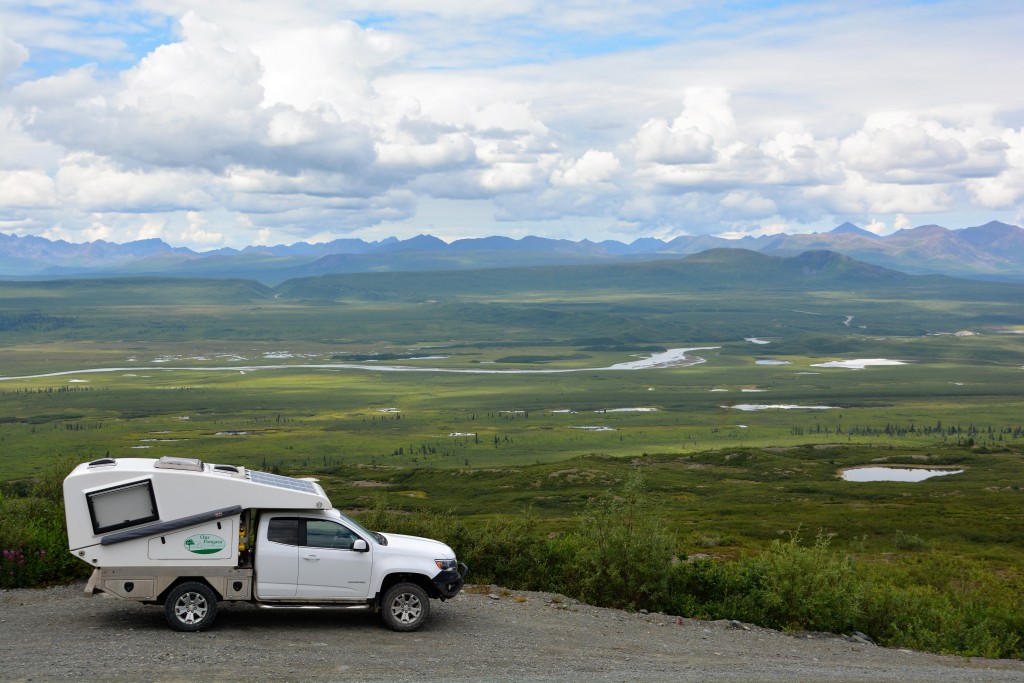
164;581;219;632
380;582;430;632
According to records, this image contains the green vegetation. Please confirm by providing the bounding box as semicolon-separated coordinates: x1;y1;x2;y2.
1;253;1022;657
0;458;91;587
284;473;1024;659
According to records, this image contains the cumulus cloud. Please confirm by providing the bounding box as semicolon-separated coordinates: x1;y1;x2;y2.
136;217;168;241
551;150;619;187
56;153;216;212
82;217;114;242
0;31;29;84
1;2;1022;247
181;211;223;247
16;13;378;175
0;170;56;207
635;88;734;165
375;130;477;172
839;114;1008;184
255;20;404;118
965;128;1024;209
720;191;777;218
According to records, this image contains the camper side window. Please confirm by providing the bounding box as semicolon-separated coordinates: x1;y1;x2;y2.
266;518;300;546
85;480;159;535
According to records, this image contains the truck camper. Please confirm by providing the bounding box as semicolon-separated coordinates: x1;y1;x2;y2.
64;456;466;632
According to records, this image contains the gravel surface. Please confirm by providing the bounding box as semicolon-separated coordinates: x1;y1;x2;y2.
2;583;1023;682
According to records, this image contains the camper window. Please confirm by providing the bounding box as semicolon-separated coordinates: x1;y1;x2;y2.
86;479;159;535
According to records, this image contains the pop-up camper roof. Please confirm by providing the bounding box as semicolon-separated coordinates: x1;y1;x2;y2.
64;456;332;553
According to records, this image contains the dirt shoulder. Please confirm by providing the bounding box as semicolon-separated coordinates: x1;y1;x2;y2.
2;583;1023;682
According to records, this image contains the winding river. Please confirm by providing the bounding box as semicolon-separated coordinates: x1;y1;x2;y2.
0;347;720;381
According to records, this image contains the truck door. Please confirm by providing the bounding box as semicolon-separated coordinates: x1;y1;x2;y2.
296;518;373;599
255;517;300;598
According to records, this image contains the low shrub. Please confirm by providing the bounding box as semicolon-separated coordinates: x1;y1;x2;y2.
0;458;91;588
550;472;678;610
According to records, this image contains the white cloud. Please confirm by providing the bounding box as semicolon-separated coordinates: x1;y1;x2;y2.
181;211;223;247
480;162;538;193
82;217;114;242
0;1;1022;247
10;64;101;105
136;217;167;241
255;21;404;119
0;170;56;207
965;129;1024;209
839;114;1008;184
56;153;215;212
551;150;619;187
720;191;777;218
471;101;550;136
0;31;29;83
635;88;734;165
41;225;71;242
864;218;888;236
375;132;477;171
118;12;263;112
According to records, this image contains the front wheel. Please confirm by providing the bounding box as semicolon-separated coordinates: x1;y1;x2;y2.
380;582;430;632
165;581;218;631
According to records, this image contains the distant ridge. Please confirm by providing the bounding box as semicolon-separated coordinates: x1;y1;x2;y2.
830;222;879;238
275;249;910;302
2;220;1023;283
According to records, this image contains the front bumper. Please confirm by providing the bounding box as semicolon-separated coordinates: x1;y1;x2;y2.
433;562;468;599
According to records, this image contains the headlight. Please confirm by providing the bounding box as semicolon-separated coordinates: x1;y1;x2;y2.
435;558;457;570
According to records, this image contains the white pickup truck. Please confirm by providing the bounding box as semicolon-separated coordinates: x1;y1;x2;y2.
63;456;467;632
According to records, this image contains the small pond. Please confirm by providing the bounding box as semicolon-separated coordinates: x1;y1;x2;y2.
841;467;964;482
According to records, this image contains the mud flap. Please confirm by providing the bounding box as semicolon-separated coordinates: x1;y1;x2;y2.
85;568;101;596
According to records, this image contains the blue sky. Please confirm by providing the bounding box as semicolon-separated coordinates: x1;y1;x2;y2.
1;0;1022;249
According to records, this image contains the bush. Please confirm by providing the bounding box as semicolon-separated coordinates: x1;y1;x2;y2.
0;458;91;588
732;530;863;633
859;555;1024;658
666;531;863;634
664;556;734;618
459;514;551;589
894;529;930;552
551;472;679;610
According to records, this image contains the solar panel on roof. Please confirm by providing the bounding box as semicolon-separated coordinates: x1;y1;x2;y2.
246;469;319;494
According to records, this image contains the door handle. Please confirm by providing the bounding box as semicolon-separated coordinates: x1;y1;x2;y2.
302;553;320;561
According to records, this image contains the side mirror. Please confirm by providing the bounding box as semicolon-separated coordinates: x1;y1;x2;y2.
352;539;369;552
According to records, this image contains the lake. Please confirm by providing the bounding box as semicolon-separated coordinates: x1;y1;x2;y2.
841;467;964;482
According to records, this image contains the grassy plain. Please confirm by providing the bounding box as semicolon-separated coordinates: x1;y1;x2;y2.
1;255;1023;563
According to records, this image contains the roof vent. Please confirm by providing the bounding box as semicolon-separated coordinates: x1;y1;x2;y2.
154;456;204;472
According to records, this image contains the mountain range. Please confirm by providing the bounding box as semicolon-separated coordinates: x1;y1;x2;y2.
2;220;1022;284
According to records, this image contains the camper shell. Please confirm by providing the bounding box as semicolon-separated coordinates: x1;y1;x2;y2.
64;456;466;631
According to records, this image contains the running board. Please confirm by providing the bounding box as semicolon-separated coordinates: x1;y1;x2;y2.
256;603;372;610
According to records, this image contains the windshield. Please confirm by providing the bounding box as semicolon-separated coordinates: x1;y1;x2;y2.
337;511;386;545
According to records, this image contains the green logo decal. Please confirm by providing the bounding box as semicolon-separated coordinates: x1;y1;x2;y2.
184;534;226;555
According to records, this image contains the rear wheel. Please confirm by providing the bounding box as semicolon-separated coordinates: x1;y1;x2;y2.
380;582;430;632
165;581;218;631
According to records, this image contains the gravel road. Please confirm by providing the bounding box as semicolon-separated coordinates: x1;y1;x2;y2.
2;583;1023;682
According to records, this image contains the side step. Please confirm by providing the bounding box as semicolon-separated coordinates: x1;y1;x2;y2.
256;603;373;611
